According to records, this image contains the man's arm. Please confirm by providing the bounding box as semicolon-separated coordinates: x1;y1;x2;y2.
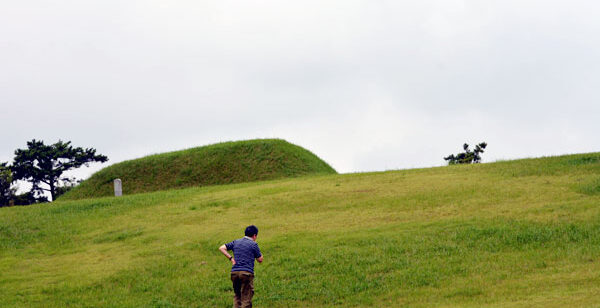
254;244;263;263
219;244;236;265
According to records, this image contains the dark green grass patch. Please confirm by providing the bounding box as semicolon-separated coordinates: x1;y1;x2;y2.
576;177;600;195
94;228;144;243
485;153;600;177
566;155;600;166
453;220;600;251
61;139;336;200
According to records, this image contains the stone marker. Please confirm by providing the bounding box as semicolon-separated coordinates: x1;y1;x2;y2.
114;179;122;197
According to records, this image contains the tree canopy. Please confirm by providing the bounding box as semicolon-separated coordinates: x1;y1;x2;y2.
0;162;15;206
11;140;108;201
444;142;488;165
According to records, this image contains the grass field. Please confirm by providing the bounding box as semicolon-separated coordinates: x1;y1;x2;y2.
2;153;600;307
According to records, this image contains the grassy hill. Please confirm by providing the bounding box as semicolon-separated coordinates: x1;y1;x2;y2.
2;152;600;307
61;139;336;200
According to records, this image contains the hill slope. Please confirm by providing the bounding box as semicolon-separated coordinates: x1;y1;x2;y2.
2;152;600;307
61;139;336;200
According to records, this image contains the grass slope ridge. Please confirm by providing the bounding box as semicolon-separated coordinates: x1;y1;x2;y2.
2;152;600;307
61;139;336;200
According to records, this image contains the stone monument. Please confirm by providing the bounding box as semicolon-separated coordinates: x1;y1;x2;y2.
114;179;122;197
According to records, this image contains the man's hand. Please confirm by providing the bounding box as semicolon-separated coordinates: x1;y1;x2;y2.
231;258;236;265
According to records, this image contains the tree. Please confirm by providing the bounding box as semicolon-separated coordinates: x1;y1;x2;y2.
12;140;108;201
12;191;48;206
54;177;82;199
444;142;487;165
0;162;16;207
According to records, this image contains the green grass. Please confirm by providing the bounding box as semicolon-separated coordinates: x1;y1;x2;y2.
2;152;600;307
61;139;336;200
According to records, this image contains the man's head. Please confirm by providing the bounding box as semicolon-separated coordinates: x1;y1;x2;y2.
245;225;259;239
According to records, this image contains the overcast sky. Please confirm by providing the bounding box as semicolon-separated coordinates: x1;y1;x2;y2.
2;1;599;184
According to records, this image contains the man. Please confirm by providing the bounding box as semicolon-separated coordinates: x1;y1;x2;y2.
219;225;264;308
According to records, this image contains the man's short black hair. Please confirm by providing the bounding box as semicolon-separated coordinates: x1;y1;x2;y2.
245;225;259;237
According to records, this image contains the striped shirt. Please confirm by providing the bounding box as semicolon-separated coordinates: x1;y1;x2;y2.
225;236;262;274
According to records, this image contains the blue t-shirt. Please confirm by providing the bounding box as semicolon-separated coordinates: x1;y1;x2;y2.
225;237;262;274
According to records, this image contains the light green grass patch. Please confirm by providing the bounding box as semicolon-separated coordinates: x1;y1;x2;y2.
1;152;600;307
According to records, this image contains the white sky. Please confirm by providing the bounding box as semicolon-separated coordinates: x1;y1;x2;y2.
1;0;599;185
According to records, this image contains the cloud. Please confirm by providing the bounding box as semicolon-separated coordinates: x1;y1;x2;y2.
1;0;599;179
